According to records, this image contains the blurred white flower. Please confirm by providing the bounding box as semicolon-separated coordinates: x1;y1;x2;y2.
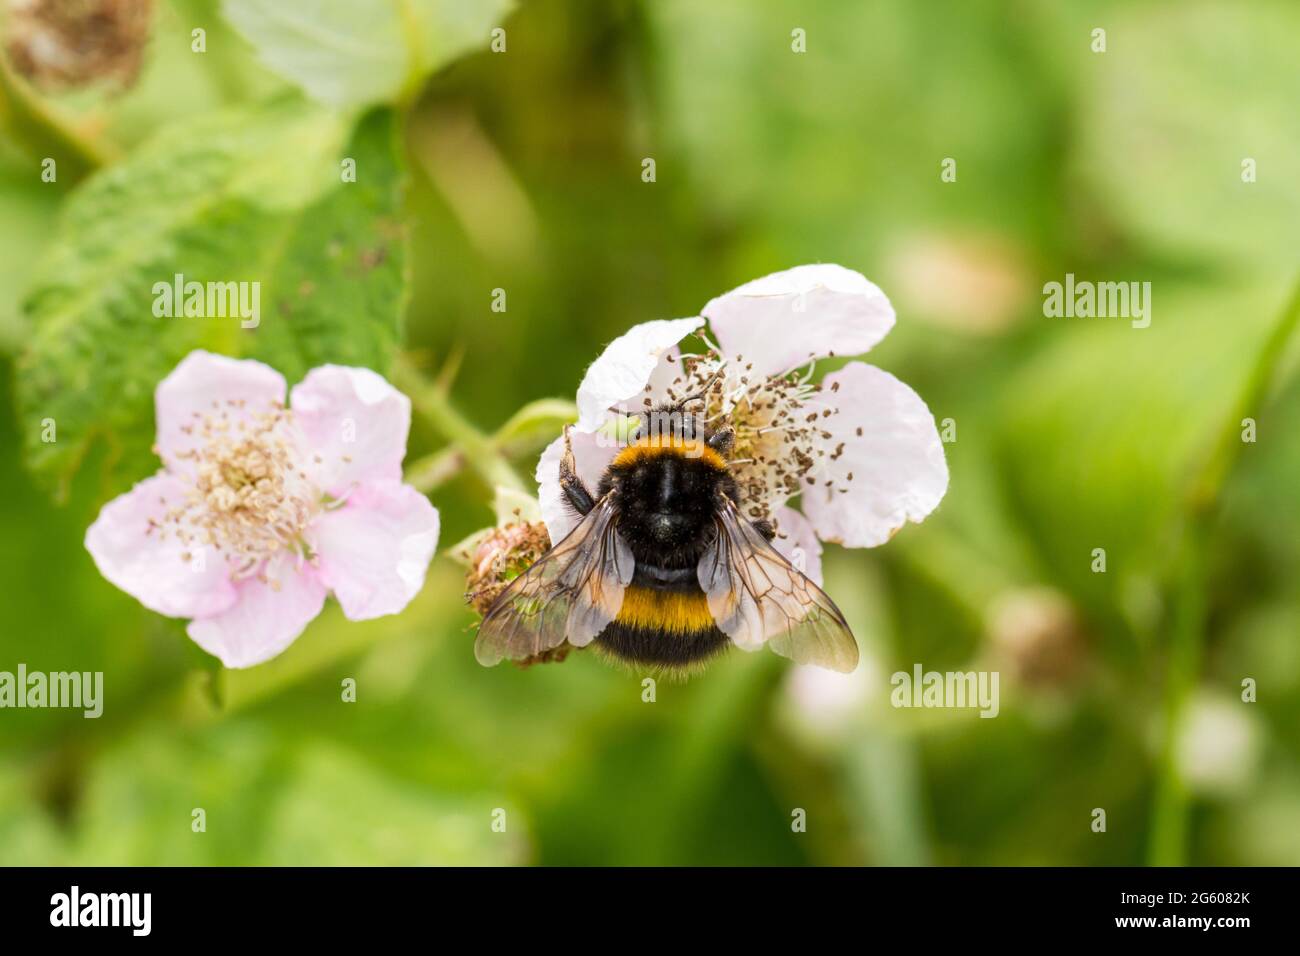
781;658;879;746
1176;691;1261;796
884;230;1033;334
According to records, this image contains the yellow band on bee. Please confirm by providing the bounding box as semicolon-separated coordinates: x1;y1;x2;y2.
611;434;726;471
616;585;717;635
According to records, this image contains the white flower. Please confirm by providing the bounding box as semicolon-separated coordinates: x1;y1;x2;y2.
535;264;949;583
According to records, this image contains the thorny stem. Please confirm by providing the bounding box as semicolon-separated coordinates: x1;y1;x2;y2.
1148;274;1300;865
394;356;527;495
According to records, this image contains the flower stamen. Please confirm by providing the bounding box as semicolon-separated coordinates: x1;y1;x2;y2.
161;401;318;578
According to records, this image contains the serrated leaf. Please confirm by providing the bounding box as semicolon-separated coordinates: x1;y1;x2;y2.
222;0;514;109
16;96;408;499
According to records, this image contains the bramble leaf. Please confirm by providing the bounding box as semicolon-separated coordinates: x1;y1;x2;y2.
222;0;514;109
16;97;408;499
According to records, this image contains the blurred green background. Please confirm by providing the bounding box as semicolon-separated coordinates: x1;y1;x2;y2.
1;0;1298;866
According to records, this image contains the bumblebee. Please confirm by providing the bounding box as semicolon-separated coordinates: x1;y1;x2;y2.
474;401;859;674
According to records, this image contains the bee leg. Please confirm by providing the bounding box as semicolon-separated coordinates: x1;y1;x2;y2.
751;517;776;541
559;425;596;516
707;425;735;456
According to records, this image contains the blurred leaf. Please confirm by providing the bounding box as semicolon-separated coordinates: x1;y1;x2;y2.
222;0;514;109
70;724;279;865
492;396;576;455
490;483;541;525
15;97;407;498
1075;0;1300;272
0;762;68;865
258;744;528;865
995;281;1281;620
0;153;60;351
647;0;1068;266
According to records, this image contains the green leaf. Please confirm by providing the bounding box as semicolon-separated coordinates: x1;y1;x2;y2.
222;0;514;109
15;96;408;498
490;484;541;526
492;396;577;454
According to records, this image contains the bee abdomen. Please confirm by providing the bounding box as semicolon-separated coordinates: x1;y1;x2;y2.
595;585;730;668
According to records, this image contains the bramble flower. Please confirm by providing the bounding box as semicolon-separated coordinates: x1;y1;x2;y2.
464;519;552;618
85;350;439;668
536;264;949;584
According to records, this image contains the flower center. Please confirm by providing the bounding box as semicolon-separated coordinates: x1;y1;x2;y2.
653;350;841;521
162;400;318;577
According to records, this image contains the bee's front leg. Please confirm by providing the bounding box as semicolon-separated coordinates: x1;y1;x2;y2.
559;425;596;516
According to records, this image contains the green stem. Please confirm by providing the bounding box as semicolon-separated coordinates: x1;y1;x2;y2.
394;356;526;494
403;446;466;494
0;57;114;180
1148;274;1300;865
1149;527;1206;866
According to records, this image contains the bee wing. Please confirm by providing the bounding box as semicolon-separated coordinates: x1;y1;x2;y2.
475;496;634;666
698;498;859;673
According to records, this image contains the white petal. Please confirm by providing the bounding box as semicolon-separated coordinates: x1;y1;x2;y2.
801;362;948;548
85;472;239;619
702;264;895;377
638;345;691;409
154;350;287;475
771;506;824;586
574;317;704;431
310;480;440;620
187;555;326;668
535;428;617;544
289;365;411;495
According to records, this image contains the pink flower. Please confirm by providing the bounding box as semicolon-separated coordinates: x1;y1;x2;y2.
85;351;440;668
536;264;948;584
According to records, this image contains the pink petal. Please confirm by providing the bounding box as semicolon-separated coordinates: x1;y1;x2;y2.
801;362;948;548
575;317;704;431
85;472;238;619
771;506;824;586
535;428;617;544
703;264;895;378
155;351;287;475
310;480;439;620
187;555;326;668
289;365;410;495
